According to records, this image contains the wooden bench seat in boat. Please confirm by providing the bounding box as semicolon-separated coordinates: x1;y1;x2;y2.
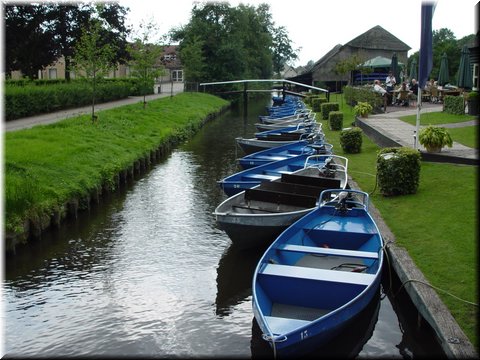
281;173;341;188
263;316;310;334
260;263;375;286
259;180;327;198
244;188;317;208
277;244;378;259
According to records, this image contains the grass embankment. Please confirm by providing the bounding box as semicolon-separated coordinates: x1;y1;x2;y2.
5;92;229;245
325;94;478;349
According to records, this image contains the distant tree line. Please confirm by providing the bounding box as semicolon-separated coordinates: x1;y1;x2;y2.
169;2;298;83
4;2;298;84
4;2;131;80
408;28;475;83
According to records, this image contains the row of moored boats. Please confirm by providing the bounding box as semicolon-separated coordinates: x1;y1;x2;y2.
213;95;384;357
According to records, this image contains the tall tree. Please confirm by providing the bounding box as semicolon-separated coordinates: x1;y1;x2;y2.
271;25;298;76
170;2;296;83
128;20;164;108
4;4;58;79
71;20;116;123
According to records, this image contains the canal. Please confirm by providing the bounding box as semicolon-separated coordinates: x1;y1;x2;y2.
3;95;443;358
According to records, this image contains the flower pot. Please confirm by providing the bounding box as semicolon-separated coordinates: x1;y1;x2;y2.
425;145;442;153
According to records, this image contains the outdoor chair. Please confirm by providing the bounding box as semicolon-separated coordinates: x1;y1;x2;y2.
430;87;439;103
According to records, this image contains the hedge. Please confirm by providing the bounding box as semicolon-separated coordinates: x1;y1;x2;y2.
340;127;363;153
4;78;153;121
443;95;465;115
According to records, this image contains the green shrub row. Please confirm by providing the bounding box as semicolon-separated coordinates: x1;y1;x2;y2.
4;78;153;121
328;111;343;130
339;127;363;153
376;147;421;196
343;85;384;113
443;95;465;115
310;96;328;112
321;102;339;120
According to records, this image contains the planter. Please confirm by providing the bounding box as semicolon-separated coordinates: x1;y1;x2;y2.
425;145;442;153
467;99;479;116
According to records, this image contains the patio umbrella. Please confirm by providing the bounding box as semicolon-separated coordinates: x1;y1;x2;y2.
390;52;400;84
409;58;417;81
456;44;473;89
437;52;449;86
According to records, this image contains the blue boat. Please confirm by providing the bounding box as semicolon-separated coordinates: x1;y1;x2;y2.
215;155;349;249
255;115;317;132
218;153;330;197
238;140;333;170
236;127;324;155
252;189;383;357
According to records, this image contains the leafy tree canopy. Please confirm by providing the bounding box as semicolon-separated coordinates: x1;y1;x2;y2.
170;2;297;83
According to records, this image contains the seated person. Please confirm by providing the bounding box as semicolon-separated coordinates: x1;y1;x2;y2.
409;79;418;106
373;80;392;107
395;82;410;106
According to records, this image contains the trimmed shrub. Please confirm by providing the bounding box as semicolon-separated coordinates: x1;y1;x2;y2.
340;127;363;153
343;85;384;113
443;95;465;115
376;147;421;196
321;102;340;120
311;97;328;112
328;111;343;131
4;78;151;120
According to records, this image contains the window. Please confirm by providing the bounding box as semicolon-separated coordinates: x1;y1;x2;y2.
473;63;479;90
171;70;183;82
48;68;57;79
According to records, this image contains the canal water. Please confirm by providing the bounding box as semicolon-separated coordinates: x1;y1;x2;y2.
3;96;443;358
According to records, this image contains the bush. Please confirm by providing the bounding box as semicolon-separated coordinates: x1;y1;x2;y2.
311;97;328;112
343;85;384;113
4;78;150;120
376;147;421;196
340;127;363;153
443;95;464;115
321;102;340;120
328;111;343;131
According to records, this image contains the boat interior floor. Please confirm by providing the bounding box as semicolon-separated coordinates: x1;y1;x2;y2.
295;254;366;272
271;303;330;321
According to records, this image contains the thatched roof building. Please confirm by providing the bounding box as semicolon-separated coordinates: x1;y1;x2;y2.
289;25;411;91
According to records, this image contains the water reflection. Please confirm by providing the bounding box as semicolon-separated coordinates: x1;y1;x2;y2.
3;95;443;358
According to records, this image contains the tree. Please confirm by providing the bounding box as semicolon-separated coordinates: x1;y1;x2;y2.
271;25;299;76
128;20;165;108
71;20;116;123
4;4;59;79
170;2;296;83
4;2;131;80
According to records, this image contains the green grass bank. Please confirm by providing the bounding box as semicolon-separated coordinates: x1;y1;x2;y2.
324;93;478;349
5;92;229;250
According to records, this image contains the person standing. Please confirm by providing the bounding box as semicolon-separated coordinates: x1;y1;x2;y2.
385;72;396;104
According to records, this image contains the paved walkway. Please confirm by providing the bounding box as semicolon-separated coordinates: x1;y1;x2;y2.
358;103;478;162
4;92;180;132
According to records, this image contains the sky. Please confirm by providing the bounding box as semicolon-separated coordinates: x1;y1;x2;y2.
121;0;478;67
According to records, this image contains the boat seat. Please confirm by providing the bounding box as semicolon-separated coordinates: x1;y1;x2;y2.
281;173;341;188
277;244;379;259
242;174;279;181
260;180;325;198
263;316;310;334
244;188;317;208
260;263;375;286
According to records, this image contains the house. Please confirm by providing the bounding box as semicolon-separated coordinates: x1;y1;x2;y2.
288;25;411;92
10;44;184;89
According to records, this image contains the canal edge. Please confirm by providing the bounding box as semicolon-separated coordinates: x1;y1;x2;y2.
348;176;478;358
5;103;231;253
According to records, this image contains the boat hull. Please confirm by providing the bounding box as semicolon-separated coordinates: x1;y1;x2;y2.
252;189;383;357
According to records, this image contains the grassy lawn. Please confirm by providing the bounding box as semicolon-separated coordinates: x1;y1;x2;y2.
326;93;478;349
5;92;229;236
398;112;478;148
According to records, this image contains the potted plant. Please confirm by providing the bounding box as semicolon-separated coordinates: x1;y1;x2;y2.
418;125;453;153
467;91;479;116
353;101;373;118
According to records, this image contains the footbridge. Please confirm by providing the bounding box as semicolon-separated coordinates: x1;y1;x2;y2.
199;79;330;101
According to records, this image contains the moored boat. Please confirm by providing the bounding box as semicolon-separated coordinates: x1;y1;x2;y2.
252;189;384;357
237;140;333;170
214;155;348;248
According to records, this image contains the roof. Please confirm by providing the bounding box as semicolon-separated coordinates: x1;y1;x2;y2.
346;25;411;51
312;44;343;69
